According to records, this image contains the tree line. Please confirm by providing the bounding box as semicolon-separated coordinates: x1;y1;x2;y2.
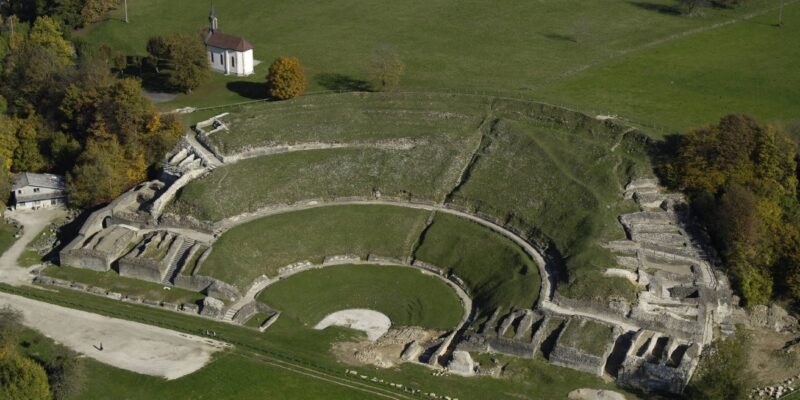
658;114;800;306
0;15;183;208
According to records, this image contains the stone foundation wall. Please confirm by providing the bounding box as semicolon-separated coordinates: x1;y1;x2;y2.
549;345;607;375
553;292;630;319
33;275;202;316
118;258;165;283
59;249;112;272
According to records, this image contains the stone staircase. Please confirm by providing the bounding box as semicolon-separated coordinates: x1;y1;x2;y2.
222;307;238;322
162;238;196;284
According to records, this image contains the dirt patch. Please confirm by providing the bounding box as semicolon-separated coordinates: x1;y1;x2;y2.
332;326;444;368
314;309;391;341
745;327;800;385
568;388;626;400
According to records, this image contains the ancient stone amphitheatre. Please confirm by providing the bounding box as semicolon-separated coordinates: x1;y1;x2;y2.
42;91;738;397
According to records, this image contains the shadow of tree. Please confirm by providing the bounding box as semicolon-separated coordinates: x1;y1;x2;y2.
628;1;681;15
315;73;371;92
541;33;577;43
226;81;267;100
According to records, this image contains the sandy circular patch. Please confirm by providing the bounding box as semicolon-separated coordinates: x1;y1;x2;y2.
314;309;391;341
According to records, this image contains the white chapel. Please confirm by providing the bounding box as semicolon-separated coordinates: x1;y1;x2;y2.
204;4;254;76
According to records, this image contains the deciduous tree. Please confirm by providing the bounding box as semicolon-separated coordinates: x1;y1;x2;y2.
266;56;306;100
369;45;405;91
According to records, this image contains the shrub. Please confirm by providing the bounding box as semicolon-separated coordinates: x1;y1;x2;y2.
266;56;306;100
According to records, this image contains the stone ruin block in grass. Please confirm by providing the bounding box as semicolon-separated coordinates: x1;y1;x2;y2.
548;317;617;376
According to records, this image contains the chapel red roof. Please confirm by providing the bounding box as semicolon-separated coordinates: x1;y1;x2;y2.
205;31;253;52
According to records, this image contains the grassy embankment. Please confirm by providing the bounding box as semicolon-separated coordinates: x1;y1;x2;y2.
171;93;649;302
200;205;429;289
414;212;541;320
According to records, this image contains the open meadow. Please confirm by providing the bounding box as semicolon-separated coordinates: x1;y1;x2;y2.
80;0;797;131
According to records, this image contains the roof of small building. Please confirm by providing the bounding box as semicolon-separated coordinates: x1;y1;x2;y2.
12;172;65;191
16;191;66;203
205;30;253;52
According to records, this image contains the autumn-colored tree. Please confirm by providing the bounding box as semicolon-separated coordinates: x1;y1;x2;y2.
266;56;306;100
12;118;45;172
662;114;800;305
368;45;405;91
28;16;74;61
67;138;127;207
80;0;118;25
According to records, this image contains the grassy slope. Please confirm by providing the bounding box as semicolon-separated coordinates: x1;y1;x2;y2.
0;221;17;256
42;265;205;304
209;92;488;154
5;282;633;400
201;205;429;289
448;116;641;301
540;3;800;132
258;264;463;330
81;0;791;130
169;134;476;221
414;212;541;320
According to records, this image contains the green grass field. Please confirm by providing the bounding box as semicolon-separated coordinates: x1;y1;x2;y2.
168;136;475;221
0;221;18;256
200;205;429;289
42;265;205;305
414;212;541;319
258;264;463;330
539;3;800;132
4;282;633;399
81;0;794;131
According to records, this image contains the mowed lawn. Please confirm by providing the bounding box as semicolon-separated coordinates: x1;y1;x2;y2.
540;2;800;132
78;0;793;131
200;205;429;290
258;264;464;330
414;212;541;320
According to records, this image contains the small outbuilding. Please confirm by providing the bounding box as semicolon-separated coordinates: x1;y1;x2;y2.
204;4;254;76
11;172;67;210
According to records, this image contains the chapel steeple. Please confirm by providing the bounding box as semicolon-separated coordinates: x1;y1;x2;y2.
209;2;219;32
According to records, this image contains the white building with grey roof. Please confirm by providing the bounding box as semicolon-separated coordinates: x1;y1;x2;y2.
11;172;67;210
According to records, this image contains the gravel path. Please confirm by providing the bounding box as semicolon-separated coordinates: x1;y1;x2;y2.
0;208;226;380
0;292;227;379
